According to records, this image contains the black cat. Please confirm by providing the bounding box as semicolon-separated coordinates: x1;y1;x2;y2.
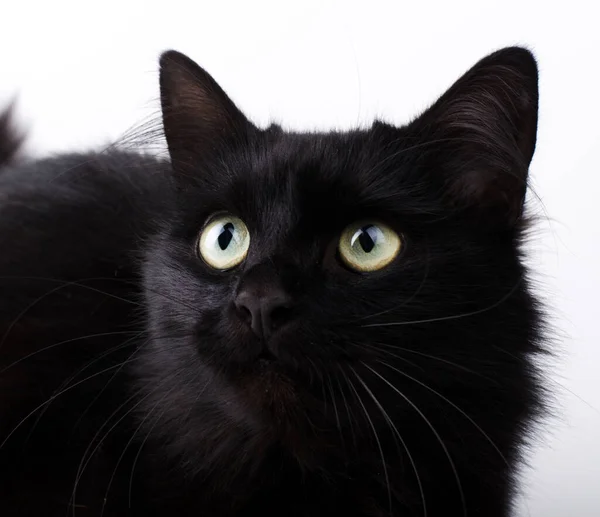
0;47;545;516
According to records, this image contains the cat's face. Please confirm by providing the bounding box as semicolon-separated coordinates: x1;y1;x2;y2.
138;48;541;481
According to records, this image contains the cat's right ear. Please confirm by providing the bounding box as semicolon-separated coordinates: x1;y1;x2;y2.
159;50;253;172
404;47;539;226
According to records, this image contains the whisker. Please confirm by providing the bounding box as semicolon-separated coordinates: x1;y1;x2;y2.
71;329;197;426
26;335;143;444
305;355;318;387
376;360;509;467
100;380;183;517
368;341;497;383
71;363;184;515
0;275;139;299
362;362;467;517
68;333;150;434
335;365;357;449
357;250;431;323
326;372;344;452
24;330;195;442
126;370;212;509
361;277;522;328
0;330;138;374
350;365;427;517
127;392;176;507
3;331;193;450
0;362;133;450
0;274;201;323
343;369;392;516
70;384;144;516
346;341;424;372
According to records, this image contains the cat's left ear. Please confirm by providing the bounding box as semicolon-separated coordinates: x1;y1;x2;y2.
159;50;254;172
410;46;539;225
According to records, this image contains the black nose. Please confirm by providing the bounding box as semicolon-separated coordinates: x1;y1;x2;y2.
234;287;294;339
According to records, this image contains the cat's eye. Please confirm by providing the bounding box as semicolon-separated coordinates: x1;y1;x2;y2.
198;214;250;270
338;221;401;272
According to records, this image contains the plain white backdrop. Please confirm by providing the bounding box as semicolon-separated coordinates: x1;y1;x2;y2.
1;1;599;515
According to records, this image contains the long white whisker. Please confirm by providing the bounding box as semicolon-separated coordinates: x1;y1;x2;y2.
335;365;357;449
100;380;184;517
350;365;427;517
0;277;141;351
376;360;509;468
369;341;497;383
347;341;424;372
70;331;197;433
127;385;184;508
71;388;145;515
363;362;467;517
23;338;141;447
326;372;345;452
26;331;193;445
72;367;183;515
0;362;132;451
361;278;521;328
0;330;137;374
343;369;392;516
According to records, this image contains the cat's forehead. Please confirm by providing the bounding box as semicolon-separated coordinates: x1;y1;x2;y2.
199;126;429;251
236;127;409;210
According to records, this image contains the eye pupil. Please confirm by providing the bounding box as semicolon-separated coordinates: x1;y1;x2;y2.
217;222;235;250
358;225;377;253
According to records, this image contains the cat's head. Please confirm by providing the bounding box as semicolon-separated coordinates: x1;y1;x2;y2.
138;47;541;486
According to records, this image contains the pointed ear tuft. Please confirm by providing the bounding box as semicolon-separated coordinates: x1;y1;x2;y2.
159;50;252;171
412;46;539;224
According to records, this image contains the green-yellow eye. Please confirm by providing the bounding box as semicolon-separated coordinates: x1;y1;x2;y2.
198;214;250;270
338;221;401;272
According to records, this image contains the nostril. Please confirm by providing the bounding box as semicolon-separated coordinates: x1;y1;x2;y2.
269;304;293;329
234;292;255;326
262;296;295;335
237;303;252;325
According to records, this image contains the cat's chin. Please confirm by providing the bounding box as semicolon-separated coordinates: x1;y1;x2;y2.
230;357;308;428
241;359;296;403
234;363;329;462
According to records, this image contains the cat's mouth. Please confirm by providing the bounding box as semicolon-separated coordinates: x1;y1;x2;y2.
231;350;301;419
256;348;277;365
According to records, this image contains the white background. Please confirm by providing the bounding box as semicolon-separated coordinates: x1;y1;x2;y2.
1;1;599;515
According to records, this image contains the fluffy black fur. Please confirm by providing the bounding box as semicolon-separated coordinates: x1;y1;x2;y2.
0;47;544;517
0;104;23;166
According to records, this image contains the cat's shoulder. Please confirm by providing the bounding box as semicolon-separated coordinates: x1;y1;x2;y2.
0;150;174;227
0;150;173;267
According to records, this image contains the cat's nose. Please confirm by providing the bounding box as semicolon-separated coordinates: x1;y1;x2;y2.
234;287;294;340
